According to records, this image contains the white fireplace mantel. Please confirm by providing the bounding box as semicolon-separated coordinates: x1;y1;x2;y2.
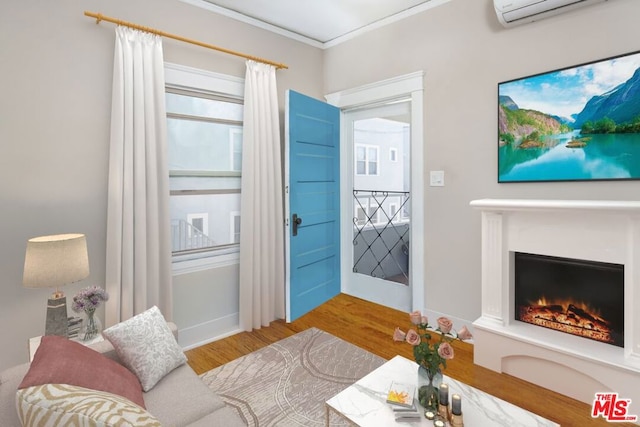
470;199;640;419
471;198;640;214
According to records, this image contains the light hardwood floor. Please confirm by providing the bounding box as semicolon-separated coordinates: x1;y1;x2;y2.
185;293;634;427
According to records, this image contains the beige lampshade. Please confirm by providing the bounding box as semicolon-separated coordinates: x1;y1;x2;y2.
23;233;90;289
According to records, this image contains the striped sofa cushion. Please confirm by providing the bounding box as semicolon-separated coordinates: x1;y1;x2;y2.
16;383;161;427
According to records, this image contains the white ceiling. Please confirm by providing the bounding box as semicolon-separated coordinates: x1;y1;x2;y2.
182;0;450;48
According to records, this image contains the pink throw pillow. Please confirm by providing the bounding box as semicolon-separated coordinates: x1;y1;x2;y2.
18;335;145;408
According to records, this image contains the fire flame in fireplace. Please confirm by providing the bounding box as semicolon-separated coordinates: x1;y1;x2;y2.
518;296;614;344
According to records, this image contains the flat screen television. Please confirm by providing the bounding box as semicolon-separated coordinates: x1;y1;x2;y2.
498;50;640;183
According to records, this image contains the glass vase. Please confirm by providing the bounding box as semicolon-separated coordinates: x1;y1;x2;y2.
80;308;102;342
417;365;442;411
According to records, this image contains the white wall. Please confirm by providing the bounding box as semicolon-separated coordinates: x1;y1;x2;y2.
173;263;240;348
324;0;640;325
0;0;323;371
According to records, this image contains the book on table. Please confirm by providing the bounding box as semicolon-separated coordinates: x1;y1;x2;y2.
67;316;82;339
394;411;421;422
386;381;416;408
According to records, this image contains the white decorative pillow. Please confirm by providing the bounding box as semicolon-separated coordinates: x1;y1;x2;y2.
102;306;187;391
16;383;161;427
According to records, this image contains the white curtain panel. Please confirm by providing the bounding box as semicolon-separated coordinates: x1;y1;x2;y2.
105;26;172;327
239;60;285;330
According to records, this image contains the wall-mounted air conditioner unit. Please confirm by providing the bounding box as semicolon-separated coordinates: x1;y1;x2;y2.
494;0;608;28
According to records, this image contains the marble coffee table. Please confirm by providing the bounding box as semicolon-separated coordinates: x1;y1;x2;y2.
325;355;560;426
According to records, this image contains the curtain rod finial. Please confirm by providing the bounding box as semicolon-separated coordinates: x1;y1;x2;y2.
83;11;103;24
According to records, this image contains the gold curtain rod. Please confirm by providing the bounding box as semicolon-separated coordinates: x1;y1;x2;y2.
84;11;288;70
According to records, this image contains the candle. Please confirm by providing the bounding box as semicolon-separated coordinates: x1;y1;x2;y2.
439;383;449;405
424;410;436;420
452;394;462;415
434;419;446;427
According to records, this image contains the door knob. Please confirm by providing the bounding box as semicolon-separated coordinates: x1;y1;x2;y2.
292;214;303;236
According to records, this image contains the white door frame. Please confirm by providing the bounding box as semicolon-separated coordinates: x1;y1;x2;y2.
343;102;411;310
326;71;425;312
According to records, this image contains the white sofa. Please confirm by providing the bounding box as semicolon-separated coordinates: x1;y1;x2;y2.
0;324;245;427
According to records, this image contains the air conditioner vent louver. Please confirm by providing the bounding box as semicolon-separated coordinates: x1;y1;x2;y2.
494;0;608;28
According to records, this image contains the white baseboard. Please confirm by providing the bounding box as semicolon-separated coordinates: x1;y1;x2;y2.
421;307;475;344
178;313;242;350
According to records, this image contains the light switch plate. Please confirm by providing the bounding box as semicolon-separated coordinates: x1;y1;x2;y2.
430;170;445;187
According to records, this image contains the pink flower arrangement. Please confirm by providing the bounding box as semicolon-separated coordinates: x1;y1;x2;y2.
394;310;473;379
71;285;109;314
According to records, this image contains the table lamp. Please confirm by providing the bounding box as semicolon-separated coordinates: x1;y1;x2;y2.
23;233;90;337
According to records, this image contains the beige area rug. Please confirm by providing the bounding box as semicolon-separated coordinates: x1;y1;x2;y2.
200;327;385;426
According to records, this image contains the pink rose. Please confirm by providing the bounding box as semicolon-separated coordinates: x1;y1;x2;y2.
421;315;429;325
405;329;421;346
393;327;406;342
458;325;473;341
438;342;455;360
437;317;453;334
409;311;422;325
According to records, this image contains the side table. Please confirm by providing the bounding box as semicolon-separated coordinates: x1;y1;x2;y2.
29;334;104;362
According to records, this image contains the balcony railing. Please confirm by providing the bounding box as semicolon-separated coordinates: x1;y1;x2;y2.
171;219;215;253
353;189;410;285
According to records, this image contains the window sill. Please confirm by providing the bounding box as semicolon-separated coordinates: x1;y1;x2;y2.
172;247;239;275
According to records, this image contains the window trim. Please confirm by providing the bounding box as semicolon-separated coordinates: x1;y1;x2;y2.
354;143;379;176
172;246;240;275
186;213;209;237
165;63;244;99
165;63;244;267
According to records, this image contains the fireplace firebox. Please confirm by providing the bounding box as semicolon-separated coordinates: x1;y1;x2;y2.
514;252;624;347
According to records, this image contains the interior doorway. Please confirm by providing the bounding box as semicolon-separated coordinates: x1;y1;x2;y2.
326;72;424;313
346;102;412;310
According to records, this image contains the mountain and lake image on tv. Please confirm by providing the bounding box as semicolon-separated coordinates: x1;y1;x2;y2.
498;50;640;182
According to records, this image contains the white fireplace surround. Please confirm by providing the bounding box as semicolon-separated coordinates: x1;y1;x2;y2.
471;199;640;419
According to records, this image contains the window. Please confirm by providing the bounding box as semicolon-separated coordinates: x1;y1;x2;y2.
367;203;380;225
389;203;398;222
355;205;367;227
354;198;383;227
402;195;411;221
230;129;242;171
186;213;208;236
166;83;243;257
390;148;398;162
355;144;379;176
230;212;240;244
192;218;204;232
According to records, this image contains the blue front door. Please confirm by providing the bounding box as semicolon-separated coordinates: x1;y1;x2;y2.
285;90;341;321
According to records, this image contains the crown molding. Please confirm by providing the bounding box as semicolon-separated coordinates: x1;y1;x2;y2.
180;0;450;49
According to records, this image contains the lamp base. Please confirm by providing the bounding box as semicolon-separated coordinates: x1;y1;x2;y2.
45;296;68;337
